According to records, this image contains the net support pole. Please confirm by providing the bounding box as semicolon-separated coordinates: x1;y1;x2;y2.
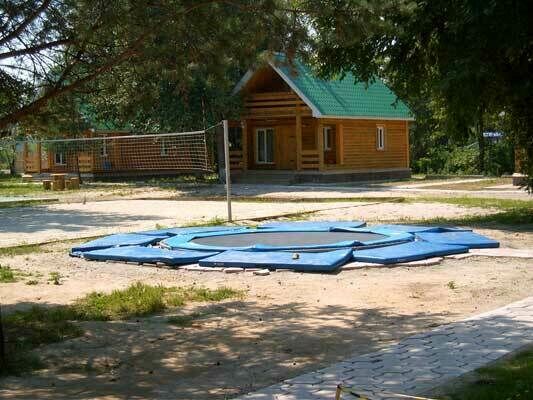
223;120;232;222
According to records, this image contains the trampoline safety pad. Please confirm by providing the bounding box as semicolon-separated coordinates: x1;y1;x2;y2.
200;249;353;271
71;222;500;272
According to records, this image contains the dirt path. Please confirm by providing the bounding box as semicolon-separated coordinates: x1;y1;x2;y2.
1;231;532;399
0;199;366;247
0;199;502;248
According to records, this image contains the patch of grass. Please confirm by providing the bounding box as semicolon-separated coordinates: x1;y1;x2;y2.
1;306;83;376
185;216;228;227
438;347;533;399
422;178;511;191
0;243;46;257
0;176;44;196
0;265;17;282
0;283;242;376
409;197;533;226
48;271;62;285
72;283;242;321
447;281;457;290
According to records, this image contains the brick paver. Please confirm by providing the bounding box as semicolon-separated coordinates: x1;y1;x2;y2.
237;297;533;399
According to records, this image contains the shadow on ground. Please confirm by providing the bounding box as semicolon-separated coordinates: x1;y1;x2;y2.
0;207;162;235
0;299;453;400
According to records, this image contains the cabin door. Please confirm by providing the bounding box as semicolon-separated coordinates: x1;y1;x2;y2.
277;124;297;169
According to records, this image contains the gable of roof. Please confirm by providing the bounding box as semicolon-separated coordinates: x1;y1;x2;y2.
235;53;413;120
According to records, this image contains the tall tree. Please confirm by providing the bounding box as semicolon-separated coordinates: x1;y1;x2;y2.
0;0;308;133
302;0;532;187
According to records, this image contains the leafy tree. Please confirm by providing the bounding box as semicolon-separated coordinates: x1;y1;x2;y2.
302;0;532;187
0;0;308;133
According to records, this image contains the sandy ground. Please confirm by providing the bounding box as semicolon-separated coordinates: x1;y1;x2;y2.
0;200;360;247
0;236;532;399
0;199;502;248
0;192;531;399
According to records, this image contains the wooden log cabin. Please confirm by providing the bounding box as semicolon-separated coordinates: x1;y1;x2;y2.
228;53;413;183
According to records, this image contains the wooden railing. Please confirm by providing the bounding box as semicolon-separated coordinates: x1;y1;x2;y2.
244;91;312;118
301;150;320;170
229;150;244;171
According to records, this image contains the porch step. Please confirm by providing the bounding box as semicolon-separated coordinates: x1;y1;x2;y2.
232;171;296;185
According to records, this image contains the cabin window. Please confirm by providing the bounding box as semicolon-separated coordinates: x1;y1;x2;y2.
255;128;274;164
100;139;108;157
54;152;66;165
228;126;242;150
160;138;168;156
376;126;385;150
323;126;335;151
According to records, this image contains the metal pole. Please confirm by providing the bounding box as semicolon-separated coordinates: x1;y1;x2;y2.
223;120;232;222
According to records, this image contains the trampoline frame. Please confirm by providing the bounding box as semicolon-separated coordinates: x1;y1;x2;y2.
160;227;414;252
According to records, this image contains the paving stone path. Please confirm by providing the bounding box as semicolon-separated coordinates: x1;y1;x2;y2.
238;297;533;399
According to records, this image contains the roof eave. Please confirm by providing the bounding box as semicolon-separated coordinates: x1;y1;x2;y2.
318;115;415;121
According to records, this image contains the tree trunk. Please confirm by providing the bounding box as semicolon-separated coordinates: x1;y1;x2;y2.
477;106;485;174
0;304;6;370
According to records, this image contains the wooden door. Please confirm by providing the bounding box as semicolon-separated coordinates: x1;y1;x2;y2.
276;124;297;169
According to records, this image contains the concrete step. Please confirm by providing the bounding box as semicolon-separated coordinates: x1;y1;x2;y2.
232;171;296;185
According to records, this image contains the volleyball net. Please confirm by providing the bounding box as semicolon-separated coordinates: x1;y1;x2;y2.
19;128;219;176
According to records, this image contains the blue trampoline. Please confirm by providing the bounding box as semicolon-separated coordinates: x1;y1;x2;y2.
71;221;499;271
161;227;413;252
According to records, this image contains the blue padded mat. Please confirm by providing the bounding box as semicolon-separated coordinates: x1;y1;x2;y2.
372;224;471;234
258;221;366;231
416;231;500;249
138;226;247;237
199;248;353;272
71;233;167;254
352;241;469;264
81;246;217;265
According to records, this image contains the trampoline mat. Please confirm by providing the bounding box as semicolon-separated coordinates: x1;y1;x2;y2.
190;231;387;248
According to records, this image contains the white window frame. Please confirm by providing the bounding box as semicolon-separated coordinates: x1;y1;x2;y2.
376;125;385;150
323;126;333;151
255;128;274;164
100;139;108;157
54;152;66;165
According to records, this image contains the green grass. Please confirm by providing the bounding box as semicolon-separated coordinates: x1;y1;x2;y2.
2;306;84;375
48;271;62;285
1;283;242;376
71;283;242;320
185;216;228;227
0;265;17;282
0;243;47;257
409;197;533;226
0;176;44;196
438;347;533;399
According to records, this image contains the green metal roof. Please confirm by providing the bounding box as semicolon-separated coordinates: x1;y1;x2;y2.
269;54;413;120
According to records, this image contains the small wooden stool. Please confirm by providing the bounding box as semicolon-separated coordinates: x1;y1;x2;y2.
69;176;80;189
50;173;66;191
42;180;52;190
